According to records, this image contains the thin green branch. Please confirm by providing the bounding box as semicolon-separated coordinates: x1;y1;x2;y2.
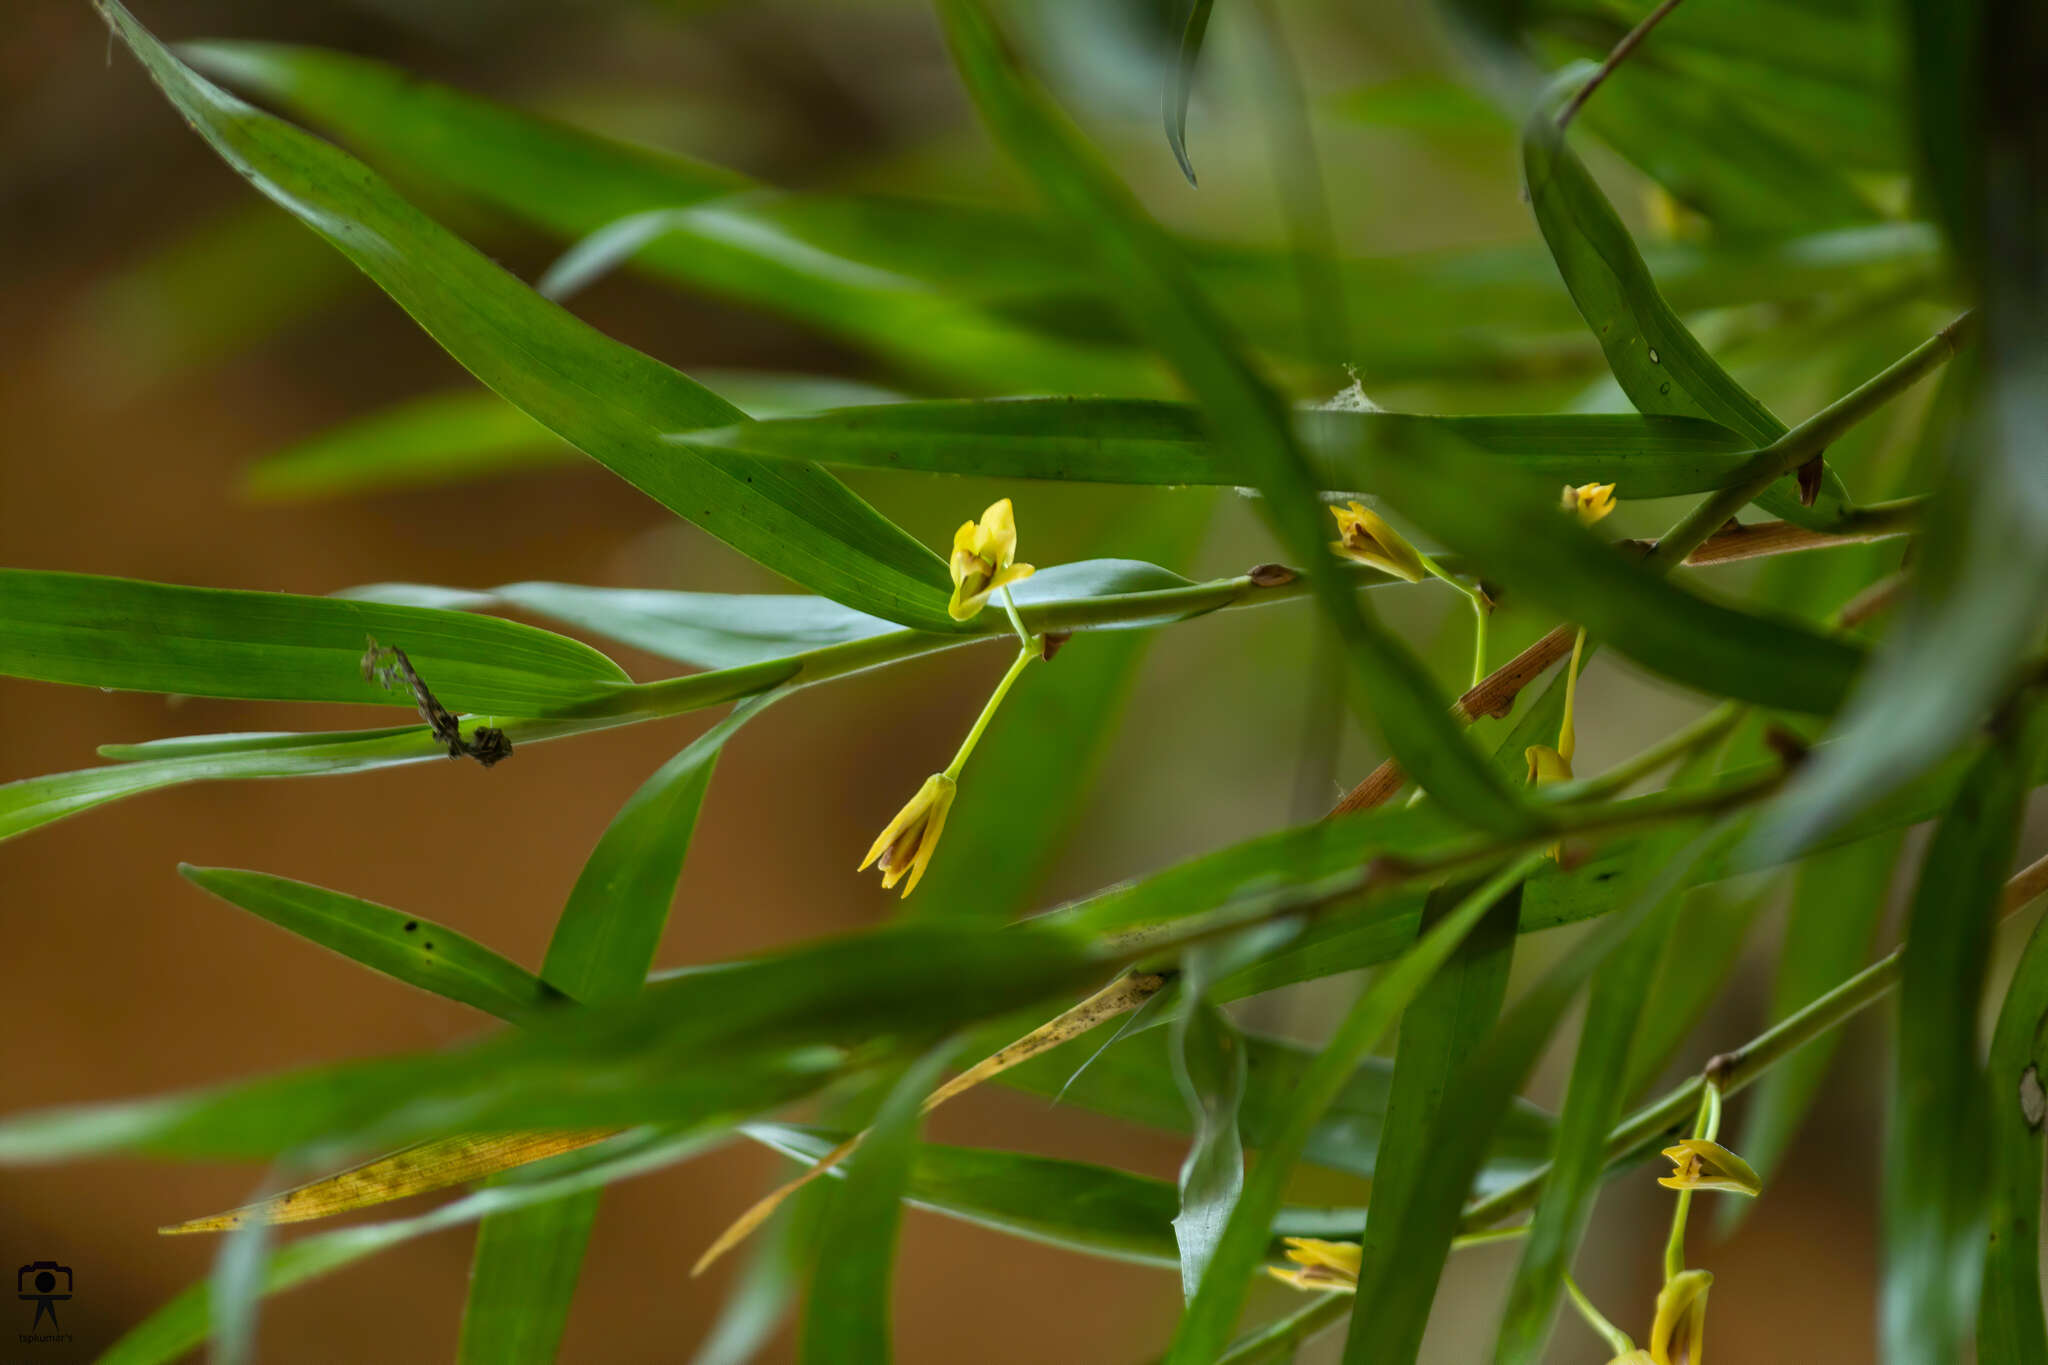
1556;0;1690;129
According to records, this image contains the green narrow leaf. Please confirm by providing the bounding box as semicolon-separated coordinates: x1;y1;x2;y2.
1343;823;1738;1363
1170;960;1249;1300
0;568;627;712
1491;754;1724;1364
178;867;562;1023
1883;721;2042;1363
1521;67;1850;529
1731;833;1901;1204
99;3;958;629
1349;876;1520;1336
243;375;904;502
1165;0;1218;185
800;1046;954;1365
457;699;773;1363
935;0;1543;838
750;1123;1370;1269
1977;903;2048;1361
1164;857;1544;1363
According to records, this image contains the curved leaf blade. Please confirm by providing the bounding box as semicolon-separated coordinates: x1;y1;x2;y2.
100;3;958;629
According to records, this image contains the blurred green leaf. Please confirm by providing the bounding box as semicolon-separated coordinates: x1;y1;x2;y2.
1763;0;2048;858
458;700;763;1363
800;1047;952;1365
1350;876;1520;1341
1978;902;2048;1361
697;399;1759;494
937;0;1544;839
0;922;1103;1164
243;375;905;503
1521;69;1849;529
179;867;564;1024
1622;883;1771;1102
0;568;627;712
1731;833;1900;1207
101;4;960;630
1884;723;2041;1363
1169;953;1250;1300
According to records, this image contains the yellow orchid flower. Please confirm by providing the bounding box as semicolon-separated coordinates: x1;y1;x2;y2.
1658;1139;1762;1197
1563;482;1617;525
1266;1237;1361;1292
1525;743;1574;787
1648;1269;1712;1365
1329;501;1427;582
859;773;957;896
948;497;1035;621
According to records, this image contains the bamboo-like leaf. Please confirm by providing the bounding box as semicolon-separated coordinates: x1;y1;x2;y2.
1169;950;1250;1301
800;1047;952;1365
178;867;566;1025
459;700;764;1363
99;3;959;629
1341;823;1738;1363
936;0;1544;838
242;375;905;502
0;922;1103;1164
0;568;627;712
1978;904;2048;1361
1164;0;1217;186
1521;66;1848;530
694;398;1756;492
1884;724;2041;1363
750;1124;1378;1270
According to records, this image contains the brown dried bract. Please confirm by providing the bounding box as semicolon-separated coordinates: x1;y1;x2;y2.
361;637;513;767
1246;562;1298;587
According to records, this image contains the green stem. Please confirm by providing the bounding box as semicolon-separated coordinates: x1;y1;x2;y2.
1416;549;1490;688
1565;1271;1637;1356
1649;313;1975;572
1661;1082;1721;1282
999;582;1033;648
1558;628;1586;764
943;644;1037;781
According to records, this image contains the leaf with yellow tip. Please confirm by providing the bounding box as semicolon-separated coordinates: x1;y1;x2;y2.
159;1130;621;1234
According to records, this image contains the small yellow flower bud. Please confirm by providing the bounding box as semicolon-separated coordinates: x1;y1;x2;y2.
859;773;958;897
948;497;1035;621
1649;1268;1711;1365
1525;744;1574;787
1563;482;1618;525
1266;1237;1361;1292
1657;1139;1762;1197
1329;501;1426;582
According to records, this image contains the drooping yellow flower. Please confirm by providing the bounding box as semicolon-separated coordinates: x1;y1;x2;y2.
1648;1269;1712;1365
948;497;1035;621
1658;1139;1762;1197
1525;744;1574;787
1563;482;1617;525
1329;501;1426;582
1266;1237;1361;1292
859;773;957;896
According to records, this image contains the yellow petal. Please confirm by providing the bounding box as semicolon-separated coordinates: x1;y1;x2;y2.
973;497;1021;569
1525;744;1574;786
1657;1139;1762;1196
1563;482;1618;526
1280;1237;1362;1280
1329;501;1426;582
1650;1269;1711;1365
895;775;957;897
860;774;943;871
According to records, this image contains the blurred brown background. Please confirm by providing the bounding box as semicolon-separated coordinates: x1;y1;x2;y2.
0;1;1967;1360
